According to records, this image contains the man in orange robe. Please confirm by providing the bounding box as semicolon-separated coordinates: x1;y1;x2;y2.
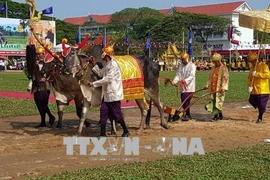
204;53;229;121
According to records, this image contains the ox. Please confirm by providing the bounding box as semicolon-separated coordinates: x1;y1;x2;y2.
61;39;168;136
41;57;91;129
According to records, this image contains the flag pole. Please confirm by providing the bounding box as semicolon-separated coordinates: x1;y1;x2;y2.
229;38;232;71
104;28;106;47
127;45;129;55
79;26;81;43
5;1;7;18
126;30;129;55
149;45;150;58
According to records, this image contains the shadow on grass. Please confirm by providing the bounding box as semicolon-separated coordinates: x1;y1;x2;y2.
1;118;105;137
1;118;146;137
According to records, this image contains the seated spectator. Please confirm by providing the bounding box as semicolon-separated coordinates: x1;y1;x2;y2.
203;60;209;71
231;60;237;71
237;59;241;72
241;60;247;72
195;60;201;71
208;60;214;69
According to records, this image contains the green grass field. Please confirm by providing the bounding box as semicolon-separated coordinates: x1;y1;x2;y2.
30;144;270;180
1;71;270;179
0;71;249;117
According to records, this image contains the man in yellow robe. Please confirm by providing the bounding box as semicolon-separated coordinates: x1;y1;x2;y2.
248;52;270;123
204;53;229;121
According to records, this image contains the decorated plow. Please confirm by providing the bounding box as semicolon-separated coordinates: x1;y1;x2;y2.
162;78;221;122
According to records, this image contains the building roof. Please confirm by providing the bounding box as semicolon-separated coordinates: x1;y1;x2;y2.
63;1;247;25
90;14;112;24
63;16;88;25
158;9;170;15
173;1;246;15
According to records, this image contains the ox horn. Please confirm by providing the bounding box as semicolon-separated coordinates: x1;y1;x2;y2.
77;33;91;49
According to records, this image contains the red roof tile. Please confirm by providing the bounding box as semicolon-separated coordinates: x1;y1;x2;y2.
159;9;170;15
174;1;245;15
63;16;88;25
90;14;112;24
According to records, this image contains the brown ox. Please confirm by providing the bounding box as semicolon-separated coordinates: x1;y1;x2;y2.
61;41;168;136
41;57;91;129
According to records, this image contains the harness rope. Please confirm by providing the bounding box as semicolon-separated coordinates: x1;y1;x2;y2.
77;61;90;85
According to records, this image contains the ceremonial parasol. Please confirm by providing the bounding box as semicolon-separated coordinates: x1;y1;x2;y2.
239;5;270;34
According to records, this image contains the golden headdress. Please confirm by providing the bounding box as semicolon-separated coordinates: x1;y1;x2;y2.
180;52;189;60
101;45;114;58
248;51;258;62
212;52;222;61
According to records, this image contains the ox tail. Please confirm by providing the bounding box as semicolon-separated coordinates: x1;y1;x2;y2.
145;99;152;126
26;45;37;79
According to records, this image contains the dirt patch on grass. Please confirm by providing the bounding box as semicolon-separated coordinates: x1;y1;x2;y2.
0;102;269;179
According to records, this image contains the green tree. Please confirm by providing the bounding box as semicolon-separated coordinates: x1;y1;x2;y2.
0;0;30;19
151;12;231;45
110;7;164;43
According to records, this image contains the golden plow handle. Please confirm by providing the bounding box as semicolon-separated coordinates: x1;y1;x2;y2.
180;90;221;114
176;88;206;112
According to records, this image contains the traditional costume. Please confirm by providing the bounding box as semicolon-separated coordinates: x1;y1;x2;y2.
91;45;129;137
205;53;229;121
248;52;270;123
172;52;196;121
26;46;55;127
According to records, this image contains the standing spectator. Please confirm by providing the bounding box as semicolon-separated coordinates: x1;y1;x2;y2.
204;53;229;121
171;52;196;121
87;45;130;137
248;52;270;123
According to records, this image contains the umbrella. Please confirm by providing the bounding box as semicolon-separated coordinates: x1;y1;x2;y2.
239;5;270;33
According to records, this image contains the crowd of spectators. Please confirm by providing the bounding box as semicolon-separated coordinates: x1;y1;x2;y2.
0;57;26;71
193;58;251;72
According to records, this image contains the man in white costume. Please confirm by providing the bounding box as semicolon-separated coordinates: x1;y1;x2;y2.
88;45;129;137
172;52;196;121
